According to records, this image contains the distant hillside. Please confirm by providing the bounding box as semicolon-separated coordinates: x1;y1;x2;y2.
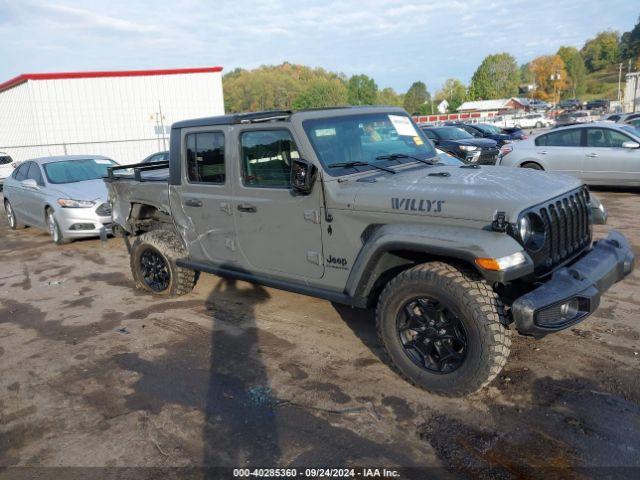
583;63;625;101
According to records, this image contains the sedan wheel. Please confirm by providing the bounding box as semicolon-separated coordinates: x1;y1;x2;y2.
4;200;25;230
47;210;68;245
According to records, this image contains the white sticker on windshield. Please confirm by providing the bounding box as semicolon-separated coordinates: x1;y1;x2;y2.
95;159;112;164
388;115;418;136
315;128;336;137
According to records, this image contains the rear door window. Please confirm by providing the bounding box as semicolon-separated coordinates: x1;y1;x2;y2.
185;132;225;184
535;129;582;147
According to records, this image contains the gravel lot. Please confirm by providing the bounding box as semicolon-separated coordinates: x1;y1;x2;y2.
0;188;639;478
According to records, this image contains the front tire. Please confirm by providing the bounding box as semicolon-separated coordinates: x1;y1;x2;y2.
376;262;511;396
4;200;25;230
130;230;198;297
521;161;543;170
46;209;69;245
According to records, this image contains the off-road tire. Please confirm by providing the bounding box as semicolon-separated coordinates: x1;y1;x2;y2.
4;199;26;229
130;230;198;297
521;161;543;170
376;262;511;396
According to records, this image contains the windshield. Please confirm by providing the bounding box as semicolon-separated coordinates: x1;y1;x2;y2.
621;125;640;137
303;113;437;175
0;155;12;165
43;158;117;184
432;127;474;140
475;124;501;134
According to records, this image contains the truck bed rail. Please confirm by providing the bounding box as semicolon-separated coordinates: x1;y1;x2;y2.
105;161;169;183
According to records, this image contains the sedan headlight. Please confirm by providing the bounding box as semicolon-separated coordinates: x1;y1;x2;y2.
459;145;478;152
57;198;96;208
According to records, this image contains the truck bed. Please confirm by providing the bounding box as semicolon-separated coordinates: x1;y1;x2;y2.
104;161;171;232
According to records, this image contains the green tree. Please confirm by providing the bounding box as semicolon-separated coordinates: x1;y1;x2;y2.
557;46;587;98
468;53;519;100
620;16;640;62
347;74;378;105
376;87;403;106
403;81;430;114
435;78;467;112
581;31;620;71
292;78;348;109
223;62;348;112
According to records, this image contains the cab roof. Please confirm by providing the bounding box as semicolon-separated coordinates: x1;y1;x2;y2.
171;106;407;129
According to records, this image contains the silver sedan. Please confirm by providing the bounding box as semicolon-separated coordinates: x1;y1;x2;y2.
497;122;640;186
3;155;117;244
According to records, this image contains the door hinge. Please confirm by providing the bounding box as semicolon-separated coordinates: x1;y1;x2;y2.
220;202;233;215
225;238;236;251
306;251;321;265
304;209;320;224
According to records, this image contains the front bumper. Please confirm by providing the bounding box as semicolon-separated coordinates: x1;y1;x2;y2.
511;230;635;337
56;207;112;239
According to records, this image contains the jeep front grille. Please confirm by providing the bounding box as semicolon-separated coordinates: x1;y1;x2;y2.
523;187;591;276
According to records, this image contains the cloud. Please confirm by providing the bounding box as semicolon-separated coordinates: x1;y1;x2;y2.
39;2;160;33
0;0;637;93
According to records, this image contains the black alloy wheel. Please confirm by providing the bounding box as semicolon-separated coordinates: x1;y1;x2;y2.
397;297;468;374
139;248;170;292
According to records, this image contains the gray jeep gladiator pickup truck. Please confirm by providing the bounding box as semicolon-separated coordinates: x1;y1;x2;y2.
105;106;635;396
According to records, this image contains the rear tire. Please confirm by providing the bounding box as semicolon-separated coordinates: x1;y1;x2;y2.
535;121;543;128
4;200;25;230
376;262;511;396
521;162;543;170
130;230;198;297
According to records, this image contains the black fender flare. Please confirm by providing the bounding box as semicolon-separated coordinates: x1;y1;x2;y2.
345;224;532;307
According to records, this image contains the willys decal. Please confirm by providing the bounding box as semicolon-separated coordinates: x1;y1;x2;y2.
391;198;445;213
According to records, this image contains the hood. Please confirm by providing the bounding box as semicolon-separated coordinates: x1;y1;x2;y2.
456;138;497;149
346;165;582;223
49;178;109;202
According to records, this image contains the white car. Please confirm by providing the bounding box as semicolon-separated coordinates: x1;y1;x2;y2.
0;152;16;190
490;113;554;129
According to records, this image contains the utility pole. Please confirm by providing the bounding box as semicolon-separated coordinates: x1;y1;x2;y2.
617;62;623;103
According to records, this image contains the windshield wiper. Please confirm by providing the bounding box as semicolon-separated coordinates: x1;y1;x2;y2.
375;153;438;165
327;161;396;174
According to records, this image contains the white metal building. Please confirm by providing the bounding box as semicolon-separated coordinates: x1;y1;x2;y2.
0;67;225;164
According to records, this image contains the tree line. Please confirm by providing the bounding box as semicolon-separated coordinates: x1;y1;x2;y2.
223;15;640;114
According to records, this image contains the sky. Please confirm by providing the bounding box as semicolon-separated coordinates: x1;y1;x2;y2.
0;0;637;94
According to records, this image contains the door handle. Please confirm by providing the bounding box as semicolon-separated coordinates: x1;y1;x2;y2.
185;198;203;207
237;203;257;213
585;152;598;158
537;150;548;155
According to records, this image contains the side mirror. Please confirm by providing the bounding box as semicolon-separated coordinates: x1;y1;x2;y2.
291;159;317;195
21;179;39;189
621;141;640;149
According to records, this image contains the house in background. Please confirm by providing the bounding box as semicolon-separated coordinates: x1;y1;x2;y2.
457;97;529;116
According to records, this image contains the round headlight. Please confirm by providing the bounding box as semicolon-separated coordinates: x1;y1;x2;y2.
519;212;546;252
519;216;531;243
